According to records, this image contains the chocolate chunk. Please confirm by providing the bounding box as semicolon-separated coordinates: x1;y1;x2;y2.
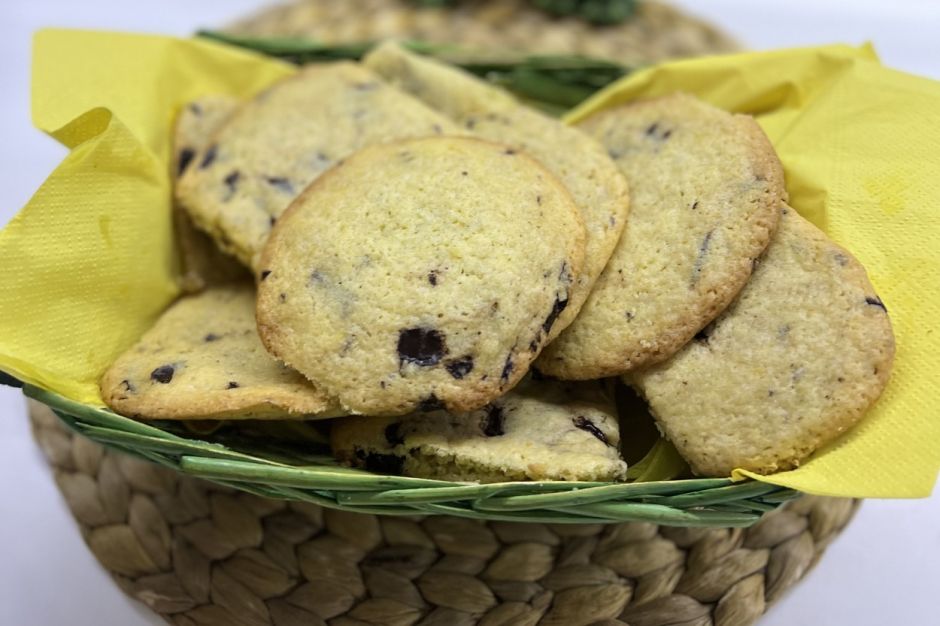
226;381;240;389
120;379;135;393
177;148;195;177
204;333;220;342
573;416;610;446
260;270;271;281
397;328;447;366
500;355;514;383
199;145;217;169
504;148;517;155
461;171;468;176
266;176;294;194
480;405;505;437
269;216;277;227
865;296;888;312
542;296;569;335
428;270;439;286
150;365;175;384
445;356;474;379
187;102;203;115
223;170;241;194
693;323;713;343
662;129;672;139
690;230;714;287
691;200;699;210
465;118;477;130
279;293;287;303
646;123;659;136
358;450;405;474
418;394;445;412
385;423;404;446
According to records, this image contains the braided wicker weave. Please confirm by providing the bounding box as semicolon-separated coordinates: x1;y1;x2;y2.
226;0;739;66
31;400;859;626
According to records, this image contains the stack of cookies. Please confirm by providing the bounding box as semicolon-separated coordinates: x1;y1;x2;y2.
100;43;895;482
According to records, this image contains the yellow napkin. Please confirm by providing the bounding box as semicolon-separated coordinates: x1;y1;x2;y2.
0;30;294;403
570;43;940;498
0;31;936;497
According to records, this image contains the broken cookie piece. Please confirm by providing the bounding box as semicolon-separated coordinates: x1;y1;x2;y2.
100;284;341;420
331;378;627;482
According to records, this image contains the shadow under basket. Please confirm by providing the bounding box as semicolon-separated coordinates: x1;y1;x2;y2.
29;397;859;626
26;386;803;526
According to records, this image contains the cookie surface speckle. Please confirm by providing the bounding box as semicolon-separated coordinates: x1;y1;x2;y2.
257;137;586;415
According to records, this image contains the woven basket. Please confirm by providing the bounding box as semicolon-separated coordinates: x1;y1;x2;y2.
30;399;859;626
7;1;802;526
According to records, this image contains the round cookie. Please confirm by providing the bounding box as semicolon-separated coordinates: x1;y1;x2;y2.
364;42;631;340
630;206;895;477
257;136;586;416
331;377;627;482
537;92;786;379
175;61;462;269
100;284;340;420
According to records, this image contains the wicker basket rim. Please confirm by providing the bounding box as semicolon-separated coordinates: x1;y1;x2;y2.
19;383;800;526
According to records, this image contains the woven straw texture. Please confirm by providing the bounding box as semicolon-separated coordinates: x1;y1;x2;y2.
225;0;739;66
31;400;858;626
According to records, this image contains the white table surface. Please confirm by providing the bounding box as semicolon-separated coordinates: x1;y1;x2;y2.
1;1;938;624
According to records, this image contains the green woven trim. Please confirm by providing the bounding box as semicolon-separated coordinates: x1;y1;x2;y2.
23;385;799;525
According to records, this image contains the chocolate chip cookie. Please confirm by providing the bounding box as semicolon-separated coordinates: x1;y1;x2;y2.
100;284;340;419
364;42;631;339
630;206;895;476
172;96;249;291
538;93;786;378
257;136;586;415
175;61;462;269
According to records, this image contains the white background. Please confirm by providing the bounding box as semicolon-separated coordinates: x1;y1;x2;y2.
1;1;938;624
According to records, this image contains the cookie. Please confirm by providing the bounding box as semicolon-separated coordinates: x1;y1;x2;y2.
257;136;586;416
537;93;786;378
630;206;895;476
331;377;627;482
100;284;340;420
172;96;250;292
175;61;462;269
364;42;631;339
